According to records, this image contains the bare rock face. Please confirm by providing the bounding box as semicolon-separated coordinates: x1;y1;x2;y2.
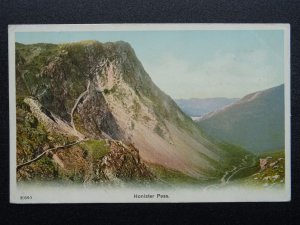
52;140;155;184
260;158;269;171
16;97;155;184
17;131;155;184
249;153;285;186
99;141;155;182
75;85;122;140
23;97;83;139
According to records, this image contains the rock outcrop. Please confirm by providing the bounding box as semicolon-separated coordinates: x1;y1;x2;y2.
16;97;155;184
98;141;155;183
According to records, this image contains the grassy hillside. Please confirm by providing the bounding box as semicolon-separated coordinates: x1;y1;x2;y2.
146;163;203;185
238;150;285;187
198;85;284;153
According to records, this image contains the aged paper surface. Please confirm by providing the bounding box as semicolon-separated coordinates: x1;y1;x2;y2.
9;24;290;203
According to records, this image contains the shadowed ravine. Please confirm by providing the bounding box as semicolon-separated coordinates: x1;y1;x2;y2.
70;80;90;135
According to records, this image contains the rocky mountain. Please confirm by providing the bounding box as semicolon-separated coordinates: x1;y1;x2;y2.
175;97;238;118
198;85;285;153
16;97;155;183
15;41;249;184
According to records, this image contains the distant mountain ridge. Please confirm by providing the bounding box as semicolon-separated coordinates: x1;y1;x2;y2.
198;85;285;153
175;97;239;117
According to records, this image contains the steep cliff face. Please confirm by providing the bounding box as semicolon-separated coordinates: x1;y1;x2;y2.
74;83;122;140
15;41;243;180
16;97;201;185
16;97;155;183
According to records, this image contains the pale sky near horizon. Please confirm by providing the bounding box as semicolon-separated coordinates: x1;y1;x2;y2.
16;30;285;99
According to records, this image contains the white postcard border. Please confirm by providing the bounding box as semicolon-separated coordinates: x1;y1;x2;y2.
9;24;291;203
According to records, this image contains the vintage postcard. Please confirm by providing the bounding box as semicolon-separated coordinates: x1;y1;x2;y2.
9;24;290;203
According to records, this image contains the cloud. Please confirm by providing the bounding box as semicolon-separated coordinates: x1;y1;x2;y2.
142;50;283;98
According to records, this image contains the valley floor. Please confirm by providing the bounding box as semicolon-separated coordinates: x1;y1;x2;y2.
203;150;285;190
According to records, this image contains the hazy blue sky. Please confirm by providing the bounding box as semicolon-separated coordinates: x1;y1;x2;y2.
16;30;284;98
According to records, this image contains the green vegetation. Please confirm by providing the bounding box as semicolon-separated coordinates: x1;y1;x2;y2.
73;112;87;135
130;121;135;130
218;142;250;166
59;42;89;73
59;41;105;73
142;115;151;123
17;157;59;182
154;124;164;138
103;89;109;94
259;150;285;159
237;150;285;187
230;164;260;181
80;139;109;160
16;98;78;181
131;99;141;119
17;104;55;180
197;126;254;174
16;43;59;95
103;85;118;95
147;163;200;184
17;97;50;162
149;94;198;135
16;42;90;120
196;85;284;153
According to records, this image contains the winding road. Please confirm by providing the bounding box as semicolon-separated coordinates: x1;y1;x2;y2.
16;139;86;170
204;154;257;190
221;154;257;184
17;80;93;171
224;155;256;184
